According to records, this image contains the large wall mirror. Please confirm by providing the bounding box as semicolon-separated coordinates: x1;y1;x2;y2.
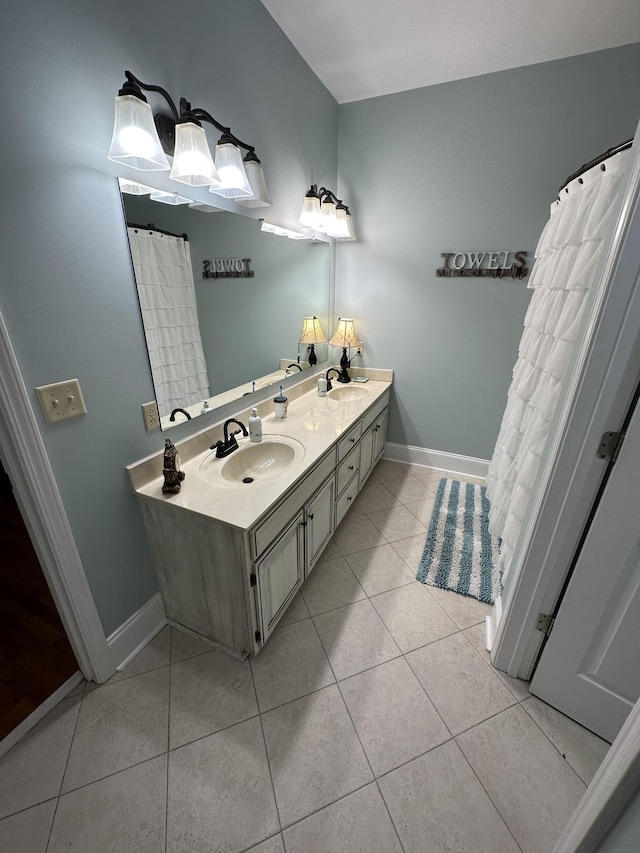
118;180;331;430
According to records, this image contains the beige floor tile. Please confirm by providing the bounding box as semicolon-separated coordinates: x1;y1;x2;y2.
109;625;171;683
169;650;257;748
407;632;515;735
408;468;446;492
333;514;387;555
313;599;401;680
261;684;372;827
316;538;341;562
339;657;450;775
283;783;403;852
277;589;310;626
251;618;335;712
367;505;428;542
353;479;401;512
0;799;56;853
345;543;416;596
170;626;216;663
49;756;166;853
463;623;531;701
379;740;520;853
425;585;492;629
62;668;169;793
371;460;413;482
0;694;81;819
522;696;610;785
168;718;278;853
390;533;428;568
301;555;366;615
379;476;431;504
246;835;285;853
457;705;586;853
371;583;458;653
404;496;436;525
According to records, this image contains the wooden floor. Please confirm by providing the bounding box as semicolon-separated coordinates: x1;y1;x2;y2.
0;462;77;741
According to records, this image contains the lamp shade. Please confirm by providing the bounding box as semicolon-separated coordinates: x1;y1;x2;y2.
298;192;322;230
299;316;327;344
329;318;360;349
319;197;337;233
108;94;170;171
149;190;191;205
210;137;253;198
237;156;272;208
118;178;155;195
169;121;220;187
327;205;350;238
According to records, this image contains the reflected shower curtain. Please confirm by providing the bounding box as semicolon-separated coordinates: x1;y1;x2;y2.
486;147;631;583
128;227;210;418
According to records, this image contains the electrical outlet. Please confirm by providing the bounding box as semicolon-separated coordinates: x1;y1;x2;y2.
141;401;160;431
36;379;87;425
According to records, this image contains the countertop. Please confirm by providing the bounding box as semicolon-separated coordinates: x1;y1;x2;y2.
128;373;392;532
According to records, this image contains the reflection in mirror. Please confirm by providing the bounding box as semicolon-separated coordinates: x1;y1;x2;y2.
119;180;331;429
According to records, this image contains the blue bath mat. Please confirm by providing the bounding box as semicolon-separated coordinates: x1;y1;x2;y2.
417;478;501;604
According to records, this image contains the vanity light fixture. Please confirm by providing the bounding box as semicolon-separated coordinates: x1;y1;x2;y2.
119;179;156;195
298;185;355;240
298;316;327;366
108;71;271;207
260;221;311;240
149;190;192;205
329;318;361;383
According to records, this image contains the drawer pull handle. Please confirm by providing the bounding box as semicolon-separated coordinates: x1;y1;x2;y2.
308;513;314;520
347;495;352;501
349;465;354;471
350;437;356;443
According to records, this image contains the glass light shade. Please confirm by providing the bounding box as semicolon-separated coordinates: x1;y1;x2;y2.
188;201;222;213
260;221;309;240
319;197;337;233
298;195;322;230
329;318;360;349
299;316;327;344
118;178;155;195
108;94;170;171
169;122;220;187
327;206;350;238
335;211;356;241
150;190;191;205
209;141;252;198
237;159;272;208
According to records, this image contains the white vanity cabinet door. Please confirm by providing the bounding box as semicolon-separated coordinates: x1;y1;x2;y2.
305;476;335;575
359;424;376;488
254;511;305;645
372;408;388;465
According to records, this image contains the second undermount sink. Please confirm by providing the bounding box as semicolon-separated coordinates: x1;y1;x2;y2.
199;436;306;485
328;385;370;402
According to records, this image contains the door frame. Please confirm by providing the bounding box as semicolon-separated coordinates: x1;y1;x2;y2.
0;310;113;683
491;125;640;682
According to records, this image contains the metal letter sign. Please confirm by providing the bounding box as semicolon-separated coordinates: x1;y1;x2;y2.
202;259;254;279
436;251;529;278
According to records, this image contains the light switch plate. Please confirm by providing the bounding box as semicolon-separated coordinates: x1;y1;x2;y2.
141;400;160;431
36;379;87;425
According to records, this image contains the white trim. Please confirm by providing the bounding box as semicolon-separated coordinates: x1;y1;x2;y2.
0;310;113;684
553;695;640;852
107;592;166;671
0;671;83;760
493;130;640;681
383;441;489;480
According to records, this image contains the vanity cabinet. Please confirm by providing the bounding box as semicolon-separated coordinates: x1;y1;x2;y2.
359;398;390;488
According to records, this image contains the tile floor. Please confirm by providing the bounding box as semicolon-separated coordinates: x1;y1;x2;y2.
0;462;610;853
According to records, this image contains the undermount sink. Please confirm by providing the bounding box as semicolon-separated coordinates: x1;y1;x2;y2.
199;436;306;485
328;385;370;402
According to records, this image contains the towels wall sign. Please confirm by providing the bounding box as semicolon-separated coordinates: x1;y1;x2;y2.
436;251;529;279
202;258;254;279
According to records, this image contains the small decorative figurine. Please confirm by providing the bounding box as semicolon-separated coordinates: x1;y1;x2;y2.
162;439;185;493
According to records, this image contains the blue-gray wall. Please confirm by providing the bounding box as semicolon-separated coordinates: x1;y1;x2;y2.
0;0;338;636
336;44;640;459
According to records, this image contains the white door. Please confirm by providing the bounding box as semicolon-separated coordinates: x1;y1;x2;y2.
529;391;640;743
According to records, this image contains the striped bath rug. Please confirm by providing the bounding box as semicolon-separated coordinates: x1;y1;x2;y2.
416;478;501;604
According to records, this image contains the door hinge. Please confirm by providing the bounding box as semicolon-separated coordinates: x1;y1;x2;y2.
536;613;555;637
597;431;625;463
255;630;262;643
250;573;257;587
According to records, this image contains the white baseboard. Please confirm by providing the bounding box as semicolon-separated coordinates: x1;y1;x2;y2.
383;442;489;480
107;593;166;673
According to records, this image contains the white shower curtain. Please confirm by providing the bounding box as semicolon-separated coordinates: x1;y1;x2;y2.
128;227;210;418
486;147;631;583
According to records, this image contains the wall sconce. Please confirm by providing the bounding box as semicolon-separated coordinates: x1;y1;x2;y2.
299;316;327;366
329;318;361;383
298;185;355;240
108;71;271;207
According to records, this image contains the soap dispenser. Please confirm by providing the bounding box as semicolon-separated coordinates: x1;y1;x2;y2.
249;408;263;442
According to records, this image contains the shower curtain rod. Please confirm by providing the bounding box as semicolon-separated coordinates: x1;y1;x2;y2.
558;137;634;194
127;222;188;241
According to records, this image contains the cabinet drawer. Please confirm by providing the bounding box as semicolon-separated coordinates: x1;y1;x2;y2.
252;449;336;558
337;444;360;496
337;421;362;462
335;473;359;526
362;391;390;432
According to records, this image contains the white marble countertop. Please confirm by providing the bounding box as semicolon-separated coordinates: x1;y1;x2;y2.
129;373;392;532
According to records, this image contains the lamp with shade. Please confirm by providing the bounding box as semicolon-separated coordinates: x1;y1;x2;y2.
298;316;327;366
328;318;361;383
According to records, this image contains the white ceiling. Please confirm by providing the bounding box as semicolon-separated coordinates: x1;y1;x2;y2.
261;0;640;103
